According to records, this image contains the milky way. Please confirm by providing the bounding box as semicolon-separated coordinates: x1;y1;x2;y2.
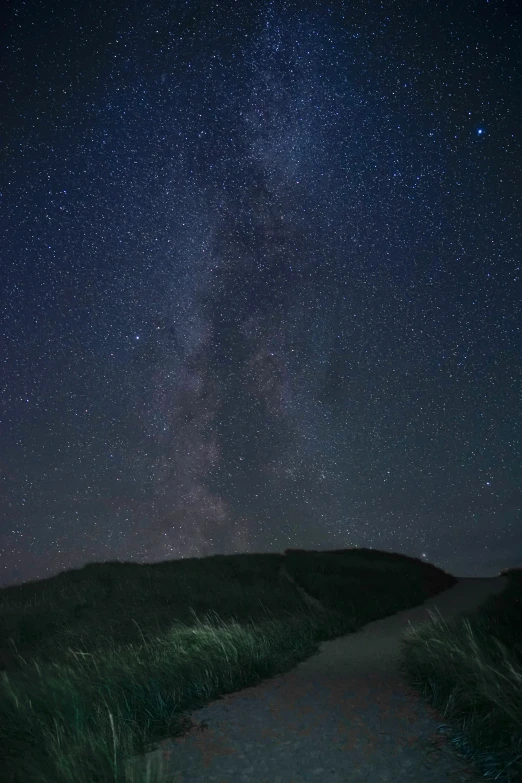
1;0;520;586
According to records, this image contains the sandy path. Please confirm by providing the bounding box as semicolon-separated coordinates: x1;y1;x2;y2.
126;576;508;782
290;575;507;678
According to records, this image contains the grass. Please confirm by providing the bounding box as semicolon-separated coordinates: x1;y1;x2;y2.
0;546;520;783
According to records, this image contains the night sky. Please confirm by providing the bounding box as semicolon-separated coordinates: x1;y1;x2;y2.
1;0;521;588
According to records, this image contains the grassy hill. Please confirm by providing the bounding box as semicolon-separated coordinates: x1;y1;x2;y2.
0;547;520;782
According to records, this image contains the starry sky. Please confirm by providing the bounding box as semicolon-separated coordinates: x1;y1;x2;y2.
1;0;521;588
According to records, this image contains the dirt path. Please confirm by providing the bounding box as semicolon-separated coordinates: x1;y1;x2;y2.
126;576;508;782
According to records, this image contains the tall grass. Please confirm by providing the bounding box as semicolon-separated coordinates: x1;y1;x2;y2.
398;567;522;782
0;548;520;782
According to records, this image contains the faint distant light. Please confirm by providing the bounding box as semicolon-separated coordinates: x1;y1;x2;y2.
477;128;485;135
135;336;140;340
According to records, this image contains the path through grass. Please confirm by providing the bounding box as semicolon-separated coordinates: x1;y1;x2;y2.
0;548;520;782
